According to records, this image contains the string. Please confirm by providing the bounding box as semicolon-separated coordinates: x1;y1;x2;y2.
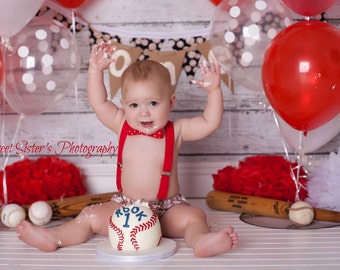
294;131;304;202
271;112;291;160
271;109;306;202
71;9;81;159
228;109;232;140
1;38;6;207
1;38;24;206
2;114;24;205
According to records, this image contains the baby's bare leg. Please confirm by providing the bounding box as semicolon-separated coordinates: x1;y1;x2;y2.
16;201;120;251
161;205;238;257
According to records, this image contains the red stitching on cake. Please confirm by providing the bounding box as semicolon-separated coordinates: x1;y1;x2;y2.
130;209;158;250
109;216;124;251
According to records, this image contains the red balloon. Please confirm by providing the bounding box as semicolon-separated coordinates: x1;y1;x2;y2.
209;0;223;6
282;0;336;16
56;0;87;8
262;21;340;132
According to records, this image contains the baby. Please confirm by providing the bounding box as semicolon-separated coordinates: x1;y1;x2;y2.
16;42;238;257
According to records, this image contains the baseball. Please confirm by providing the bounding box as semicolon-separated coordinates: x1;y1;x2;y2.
28;201;53;226
108;201;161;251
1;203;26;228
289;201;314;227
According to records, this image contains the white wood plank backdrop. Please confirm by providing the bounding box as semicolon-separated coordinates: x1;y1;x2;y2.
1;0;340;195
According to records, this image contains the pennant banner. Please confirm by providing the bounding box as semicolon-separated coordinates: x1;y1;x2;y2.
107;42;187;97
88;26;234;96
108;43;143;98
198;41;234;92
148;49;187;93
41;2;234;96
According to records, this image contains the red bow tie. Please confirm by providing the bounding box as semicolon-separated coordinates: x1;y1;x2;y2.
127;126;164;139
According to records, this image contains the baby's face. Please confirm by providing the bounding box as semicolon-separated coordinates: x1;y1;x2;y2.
121;79;175;134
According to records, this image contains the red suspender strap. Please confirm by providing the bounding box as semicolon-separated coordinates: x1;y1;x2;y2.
157;121;174;200
116;121;175;200
116;121;129;193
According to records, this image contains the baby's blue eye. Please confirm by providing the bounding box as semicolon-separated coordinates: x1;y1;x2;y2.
150;101;158;106
129;103;138;108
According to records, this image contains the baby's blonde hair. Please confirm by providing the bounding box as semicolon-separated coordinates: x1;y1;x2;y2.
121;60;172;95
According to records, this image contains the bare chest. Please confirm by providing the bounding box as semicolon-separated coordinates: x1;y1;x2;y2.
122;136;165;171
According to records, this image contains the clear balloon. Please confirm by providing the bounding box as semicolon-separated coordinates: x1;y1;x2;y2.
56;0;87;9
277;113;340;153
262;20;340;132
3;17;80;115
0;0;44;38
282;0;336;17
210;0;292;92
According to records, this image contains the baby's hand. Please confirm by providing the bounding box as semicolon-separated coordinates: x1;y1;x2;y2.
191;60;221;92
89;42;116;72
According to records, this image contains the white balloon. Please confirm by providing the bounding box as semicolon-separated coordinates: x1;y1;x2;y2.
277;113;340;153
0;0;44;37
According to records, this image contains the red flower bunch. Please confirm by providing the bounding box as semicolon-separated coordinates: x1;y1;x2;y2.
212;155;308;202
0;156;87;206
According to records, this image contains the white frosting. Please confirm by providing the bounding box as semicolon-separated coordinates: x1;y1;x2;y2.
108;201;161;251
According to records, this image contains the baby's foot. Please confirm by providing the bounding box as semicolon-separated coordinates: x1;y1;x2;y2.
193;227;238;257
227;227;239;249
16;220;60;252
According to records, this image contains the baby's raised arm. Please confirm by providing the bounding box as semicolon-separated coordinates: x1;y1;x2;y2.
179;61;224;141
87;43;124;133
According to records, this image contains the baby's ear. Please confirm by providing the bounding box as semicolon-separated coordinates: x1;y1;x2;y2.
170;94;176;110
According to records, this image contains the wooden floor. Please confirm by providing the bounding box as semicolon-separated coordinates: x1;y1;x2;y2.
1;199;340;270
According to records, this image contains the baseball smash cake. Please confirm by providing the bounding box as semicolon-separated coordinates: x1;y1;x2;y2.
108;201;162;251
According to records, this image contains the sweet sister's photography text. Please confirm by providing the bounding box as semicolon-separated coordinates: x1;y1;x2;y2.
0;140;118;158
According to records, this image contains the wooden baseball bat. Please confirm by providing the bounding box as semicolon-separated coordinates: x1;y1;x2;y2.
22;192;118;217
206;190;340;223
